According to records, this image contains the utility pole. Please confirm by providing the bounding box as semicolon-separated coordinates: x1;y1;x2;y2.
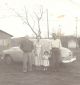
46;9;49;38
75;17;78;48
58;24;61;48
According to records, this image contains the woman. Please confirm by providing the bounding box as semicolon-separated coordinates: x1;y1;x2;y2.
34;36;43;70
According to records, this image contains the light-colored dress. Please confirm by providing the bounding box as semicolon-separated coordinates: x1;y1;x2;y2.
35;42;42;66
42;55;50;67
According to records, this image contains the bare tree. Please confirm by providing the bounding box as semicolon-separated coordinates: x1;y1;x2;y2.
24;7;38;37
34;7;43;38
7;5;43;38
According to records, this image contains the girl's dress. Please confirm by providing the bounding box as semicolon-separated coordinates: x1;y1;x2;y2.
42;55;50;67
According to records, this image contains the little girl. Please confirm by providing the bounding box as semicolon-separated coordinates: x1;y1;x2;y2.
42;51;50;71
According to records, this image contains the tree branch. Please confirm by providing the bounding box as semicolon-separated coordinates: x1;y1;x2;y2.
24;7;37;36
34;7;43;37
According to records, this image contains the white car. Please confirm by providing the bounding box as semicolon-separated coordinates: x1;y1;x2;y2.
2;46;76;64
2;47;24;64
60;47;76;63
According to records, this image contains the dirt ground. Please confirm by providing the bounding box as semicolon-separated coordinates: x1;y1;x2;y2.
0;49;80;85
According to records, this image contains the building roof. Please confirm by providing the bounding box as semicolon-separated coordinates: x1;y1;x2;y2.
0;30;13;37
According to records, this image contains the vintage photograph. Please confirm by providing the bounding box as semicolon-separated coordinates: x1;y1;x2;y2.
0;0;79;85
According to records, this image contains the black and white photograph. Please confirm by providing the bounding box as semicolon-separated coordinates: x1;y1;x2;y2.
0;0;80;85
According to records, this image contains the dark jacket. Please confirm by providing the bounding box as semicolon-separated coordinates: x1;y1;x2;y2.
20;38;34;53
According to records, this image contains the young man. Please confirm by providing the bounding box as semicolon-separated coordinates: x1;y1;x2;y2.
50;33;62;72
20;36;34;72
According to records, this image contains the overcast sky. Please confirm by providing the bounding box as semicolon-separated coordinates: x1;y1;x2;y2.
0;0;80;37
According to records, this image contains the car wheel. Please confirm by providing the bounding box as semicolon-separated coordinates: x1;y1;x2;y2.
4;54;12;64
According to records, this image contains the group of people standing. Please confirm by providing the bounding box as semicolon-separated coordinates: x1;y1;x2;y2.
20;33;62;73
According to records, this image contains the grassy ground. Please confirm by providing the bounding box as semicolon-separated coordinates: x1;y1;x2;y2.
0;48;80;85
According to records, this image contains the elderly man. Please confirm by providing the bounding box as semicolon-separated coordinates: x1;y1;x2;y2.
20;36;34;72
